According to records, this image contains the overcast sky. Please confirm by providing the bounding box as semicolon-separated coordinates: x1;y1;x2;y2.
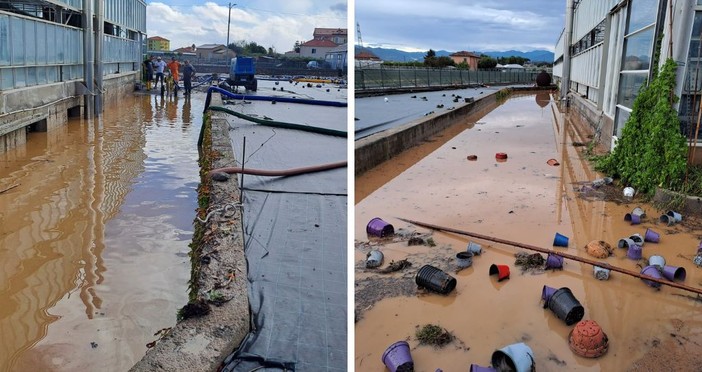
147;1;346;53
355;0;565;52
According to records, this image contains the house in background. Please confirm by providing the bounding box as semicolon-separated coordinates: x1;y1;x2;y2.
173;44;197;55
298;39;338;58
196;44;235;61
147;36;170;51
286;27;348;61
355;48;382;68
449;51;480;70
313;28;348;45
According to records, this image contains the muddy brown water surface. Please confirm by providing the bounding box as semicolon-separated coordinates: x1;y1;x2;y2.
355;93;702;371
0;93;201;371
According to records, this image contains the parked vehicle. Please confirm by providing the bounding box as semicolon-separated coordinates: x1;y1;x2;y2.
227;57;257;91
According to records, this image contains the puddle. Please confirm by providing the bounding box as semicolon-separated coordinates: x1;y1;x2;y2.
0;93;201;371
355;93;702;370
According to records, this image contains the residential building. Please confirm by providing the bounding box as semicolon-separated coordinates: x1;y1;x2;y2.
449;51;480;70
298;39;338;58
196;44;235;61
147;36;170;51
553;0;701;152
0;0;147;153
354;48;382;68
313;27;348;45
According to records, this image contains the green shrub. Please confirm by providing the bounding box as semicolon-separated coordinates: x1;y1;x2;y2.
596;58;687;195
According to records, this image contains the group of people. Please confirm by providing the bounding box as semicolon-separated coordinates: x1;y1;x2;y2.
143;56;196;96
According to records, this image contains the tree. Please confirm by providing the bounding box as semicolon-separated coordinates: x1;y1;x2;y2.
423;49;437;67
478;55;497;69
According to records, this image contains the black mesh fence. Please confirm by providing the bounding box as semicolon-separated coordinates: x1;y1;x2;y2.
356;67;545;90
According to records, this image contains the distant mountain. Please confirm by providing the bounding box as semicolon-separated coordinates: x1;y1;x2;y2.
358;46;554;63
359;47;451;62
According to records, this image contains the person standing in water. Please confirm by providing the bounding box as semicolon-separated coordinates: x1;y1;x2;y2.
182;60;196;96
153;56;167;89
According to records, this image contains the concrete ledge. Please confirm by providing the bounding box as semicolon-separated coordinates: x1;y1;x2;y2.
355;89;501;175
653;187;702;216
130;93;249;371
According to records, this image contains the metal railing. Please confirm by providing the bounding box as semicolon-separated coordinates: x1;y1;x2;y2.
355;66;546;91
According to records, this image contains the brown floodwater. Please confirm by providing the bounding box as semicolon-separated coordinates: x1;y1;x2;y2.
0;93;200;371
355;93;702;371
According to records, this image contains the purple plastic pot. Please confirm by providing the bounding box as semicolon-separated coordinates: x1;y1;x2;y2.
629;214;642;225
367;217;395;238
644;228;660;243
541;285;557;308
469;365;497;372
640;265;663;288
662;265;687;282
381;341;414;372
546;253;563;269
627;244;642;260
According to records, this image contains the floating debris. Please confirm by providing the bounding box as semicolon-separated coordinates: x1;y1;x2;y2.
515;252;545;272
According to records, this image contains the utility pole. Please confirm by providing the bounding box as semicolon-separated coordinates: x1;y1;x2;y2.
226;3;236;51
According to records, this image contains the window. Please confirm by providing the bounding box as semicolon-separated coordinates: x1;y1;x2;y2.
627;0;658;33
311;48;316;54
622;28;654;70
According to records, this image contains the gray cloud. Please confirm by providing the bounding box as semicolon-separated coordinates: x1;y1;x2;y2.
356;0;565;52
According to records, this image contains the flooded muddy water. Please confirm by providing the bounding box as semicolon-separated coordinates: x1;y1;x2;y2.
0;93;201;371
355;93;702;371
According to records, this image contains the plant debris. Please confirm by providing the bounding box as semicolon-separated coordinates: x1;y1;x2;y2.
415;324;454;347
178;298;211;321
378;259;412;273
408;237;425;246
514;252;545;272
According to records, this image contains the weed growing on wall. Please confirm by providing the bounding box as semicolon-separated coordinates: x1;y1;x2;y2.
596;58;687;195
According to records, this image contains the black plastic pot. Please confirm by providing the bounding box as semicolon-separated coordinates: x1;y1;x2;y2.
415;265;457;295
547;287;584;325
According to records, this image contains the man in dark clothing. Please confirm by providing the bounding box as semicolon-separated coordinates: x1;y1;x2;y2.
182;60;196;96
143;56;154;90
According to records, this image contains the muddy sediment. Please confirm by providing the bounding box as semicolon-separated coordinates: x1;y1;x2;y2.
355;93;702;371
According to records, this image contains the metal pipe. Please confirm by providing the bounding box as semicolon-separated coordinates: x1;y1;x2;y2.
398;217;702;296
561;0;574;101
82;0;94;119
94;0;104;116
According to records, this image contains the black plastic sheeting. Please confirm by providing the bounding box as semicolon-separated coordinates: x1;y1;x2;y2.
220;96;347;371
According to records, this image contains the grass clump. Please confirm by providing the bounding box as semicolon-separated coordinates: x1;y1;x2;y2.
415;324;453;347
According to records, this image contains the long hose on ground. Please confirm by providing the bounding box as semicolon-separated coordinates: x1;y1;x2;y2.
204;86;346;112
208;105;347;138
209;160;346;178
399;217;702;296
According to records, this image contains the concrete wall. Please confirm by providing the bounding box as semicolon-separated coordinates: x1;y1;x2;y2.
568;93;614;152
0;71;138;154
355;90;499;176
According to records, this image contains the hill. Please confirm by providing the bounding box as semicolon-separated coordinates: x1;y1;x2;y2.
358;46;554;63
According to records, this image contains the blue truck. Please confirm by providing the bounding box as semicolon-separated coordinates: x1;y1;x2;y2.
227;57;257;91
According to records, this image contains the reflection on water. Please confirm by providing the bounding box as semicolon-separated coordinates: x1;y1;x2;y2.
0;93;201;371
